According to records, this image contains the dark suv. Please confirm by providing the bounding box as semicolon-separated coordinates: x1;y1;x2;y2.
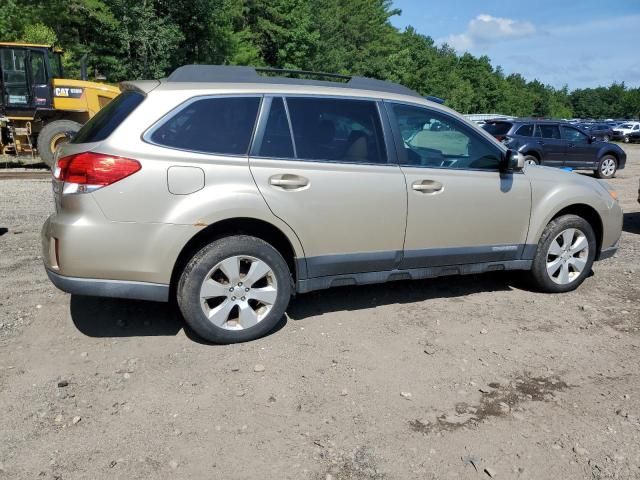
581;123;614;142
483;120;626;179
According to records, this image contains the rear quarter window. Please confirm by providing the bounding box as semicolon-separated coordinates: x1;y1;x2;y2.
148;96;261;155
72;91;144;144
482;122;512;136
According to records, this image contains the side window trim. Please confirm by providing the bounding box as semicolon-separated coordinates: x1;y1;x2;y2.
383;99;504;172
282;97;298;158
143;93;263;157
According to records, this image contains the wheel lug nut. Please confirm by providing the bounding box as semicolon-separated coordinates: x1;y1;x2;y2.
245;288;250;292
241;296;246;301
238;282;243;286
231;296;236;301
229;287;234;292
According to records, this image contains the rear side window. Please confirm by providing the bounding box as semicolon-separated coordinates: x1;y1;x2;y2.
482;122;512;136
515;124;534;137
149;97;260;155
538;125;561;139
258;98;294;158
286;97;387;164
72;91;144;144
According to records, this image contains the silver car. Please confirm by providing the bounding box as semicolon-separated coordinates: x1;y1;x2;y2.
42;66;623;343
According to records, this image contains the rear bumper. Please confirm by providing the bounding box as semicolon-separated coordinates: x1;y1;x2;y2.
46;268;169;302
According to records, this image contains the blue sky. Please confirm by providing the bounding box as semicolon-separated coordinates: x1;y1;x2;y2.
390;0;640;90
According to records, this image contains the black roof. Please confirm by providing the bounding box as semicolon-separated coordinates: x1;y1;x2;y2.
167;65;422;98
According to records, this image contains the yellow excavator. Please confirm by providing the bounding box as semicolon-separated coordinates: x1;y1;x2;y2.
0;42;120;166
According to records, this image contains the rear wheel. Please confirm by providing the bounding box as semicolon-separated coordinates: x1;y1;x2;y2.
37;120;82;167
528;214;596;293
177;235;292;344
523;155;539;166
595;155;617;179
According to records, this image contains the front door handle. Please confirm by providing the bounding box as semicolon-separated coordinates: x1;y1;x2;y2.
268;174;309;190
412;179;443;194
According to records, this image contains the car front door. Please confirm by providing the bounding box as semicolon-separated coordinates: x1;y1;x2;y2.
534;124;566;166
385;102;532;269
560;125;597;168
249;96;407;278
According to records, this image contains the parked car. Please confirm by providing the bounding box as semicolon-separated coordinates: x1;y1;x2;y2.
612;122;640;143
582;123;614;142
482;119;626;178
42;66;623;343
627;128;640;144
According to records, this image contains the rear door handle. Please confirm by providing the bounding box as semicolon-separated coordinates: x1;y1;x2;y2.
412;179;443;194
268;174;309;190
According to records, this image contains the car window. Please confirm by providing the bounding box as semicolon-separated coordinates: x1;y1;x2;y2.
286;97;387;164
482;122;512;136
515;124;534;136
619;123;633;129
538;125;561;139
149;96;260;155
390;103;501;170
561;126;588;143
73;91;145;144
257;97;294;158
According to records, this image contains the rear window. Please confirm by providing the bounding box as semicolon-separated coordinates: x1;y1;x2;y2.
148;96;260;155
72;91;144;144
482;122;512;136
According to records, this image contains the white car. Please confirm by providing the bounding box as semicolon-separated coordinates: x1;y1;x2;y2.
612;122;640;143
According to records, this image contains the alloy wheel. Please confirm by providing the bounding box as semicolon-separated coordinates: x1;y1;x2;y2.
600;157;616;177
199;255;278;330
546;228;589;285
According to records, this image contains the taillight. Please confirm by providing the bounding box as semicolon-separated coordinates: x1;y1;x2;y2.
54;152;141;188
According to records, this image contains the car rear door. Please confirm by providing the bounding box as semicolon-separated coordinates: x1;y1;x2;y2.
535;124;566;166
560;125;597;168
385;102;532;269
249;96;407;278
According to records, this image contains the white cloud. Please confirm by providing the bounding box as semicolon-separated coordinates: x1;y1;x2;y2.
441;14;536;51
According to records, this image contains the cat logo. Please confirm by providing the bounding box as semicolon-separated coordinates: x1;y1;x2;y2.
54;87;83;98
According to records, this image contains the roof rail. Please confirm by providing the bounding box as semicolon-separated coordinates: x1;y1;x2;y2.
166;65;422;98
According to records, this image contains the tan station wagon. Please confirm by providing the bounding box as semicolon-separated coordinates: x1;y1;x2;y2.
42;66;623;343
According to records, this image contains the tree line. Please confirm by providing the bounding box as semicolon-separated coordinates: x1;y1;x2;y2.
2;0;639;119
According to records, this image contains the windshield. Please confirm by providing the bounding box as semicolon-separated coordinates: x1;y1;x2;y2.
48;52;63;78
619;123;634;129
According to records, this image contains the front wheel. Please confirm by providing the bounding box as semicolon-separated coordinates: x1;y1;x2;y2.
602;135;610;142
177;236;292;344
596;155;617;179
623;135;630;143
528;215;596;293
523;155;539;166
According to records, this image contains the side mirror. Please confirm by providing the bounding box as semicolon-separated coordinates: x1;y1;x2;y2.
589;136;597;143
500;149;524;172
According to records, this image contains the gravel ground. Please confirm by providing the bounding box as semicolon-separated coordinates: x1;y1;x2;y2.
0;146;639;480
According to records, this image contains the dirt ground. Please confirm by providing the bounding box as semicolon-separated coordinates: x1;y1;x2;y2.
0;146;639;480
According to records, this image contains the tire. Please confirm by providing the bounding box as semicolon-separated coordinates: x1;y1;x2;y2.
595;155;617;179
37;120;82;167
528;214;596;293
623;135;630;143
177;235;292;344
523;155;539;166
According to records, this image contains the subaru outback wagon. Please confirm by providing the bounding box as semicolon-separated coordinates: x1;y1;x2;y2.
482;119;626;179
43;66;623;343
